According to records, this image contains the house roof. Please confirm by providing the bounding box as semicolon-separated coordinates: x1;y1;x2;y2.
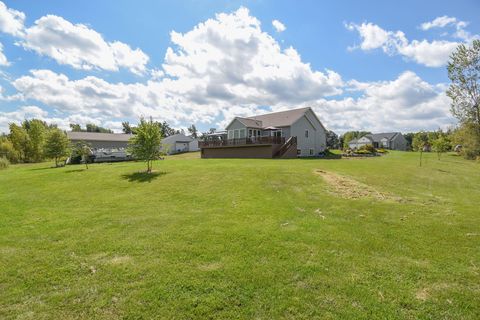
67;131;133;142
366;132;400;142
348;136;373;144
348;132;401;145
162;133;194;144
247;107;311;128
235;117;263;128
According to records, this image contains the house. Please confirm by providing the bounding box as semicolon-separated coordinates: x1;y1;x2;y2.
199;107;327;158
161;133;199;154
348;132;408;151
67;132;133;150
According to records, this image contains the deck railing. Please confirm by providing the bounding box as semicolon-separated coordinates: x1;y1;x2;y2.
199;136;285;148
274;136;297;158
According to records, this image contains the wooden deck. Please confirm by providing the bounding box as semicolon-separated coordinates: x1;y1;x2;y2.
199;136;285;148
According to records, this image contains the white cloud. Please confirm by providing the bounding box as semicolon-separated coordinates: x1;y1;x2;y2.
20;15;149;75
420;16;459;30
307;71;454;133
11;69;219;127
272;19;286;32
1;7;456;135
0;105;110;133
396;39;459;67
0;42;8;65
345;22;390;50
346;21;466;67
0;1;25;36
163;7;342;105
420;16;477;42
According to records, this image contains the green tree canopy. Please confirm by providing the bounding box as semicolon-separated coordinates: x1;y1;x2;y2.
44;129;70;167
128;118;163;173
446;40;480;159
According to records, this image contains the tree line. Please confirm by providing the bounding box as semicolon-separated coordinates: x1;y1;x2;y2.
121;121;200;139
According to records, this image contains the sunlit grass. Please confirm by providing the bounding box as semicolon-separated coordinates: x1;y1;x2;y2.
0;152;479;319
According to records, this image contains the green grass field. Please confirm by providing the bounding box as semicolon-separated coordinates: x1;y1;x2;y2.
1;152;479;319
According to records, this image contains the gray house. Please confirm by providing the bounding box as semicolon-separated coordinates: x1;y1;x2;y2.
199;107;327;158
67;132;133;150
161;133;199;154
348;132;408;151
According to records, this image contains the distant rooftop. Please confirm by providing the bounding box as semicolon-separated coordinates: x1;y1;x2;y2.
230;107;312;129
67;131;133;142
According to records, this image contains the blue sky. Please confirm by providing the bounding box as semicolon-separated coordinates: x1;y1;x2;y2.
0;0;479;133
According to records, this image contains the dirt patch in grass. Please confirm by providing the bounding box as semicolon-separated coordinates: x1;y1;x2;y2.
198;262;223;271
314;169;402;201
415;283;452;302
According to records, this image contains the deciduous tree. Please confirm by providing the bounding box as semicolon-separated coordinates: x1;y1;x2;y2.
44;129;70;167
128;118;163;173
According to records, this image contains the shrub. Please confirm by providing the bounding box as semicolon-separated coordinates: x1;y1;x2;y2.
355;150;371;155
376;148;388;154
0;138;20;163
357;144;376;153
0;156;10;169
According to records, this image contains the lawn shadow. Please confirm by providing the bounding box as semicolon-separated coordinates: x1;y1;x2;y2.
30;165;65;171
121;171;167;183
64;168;86;173
298;154;342;160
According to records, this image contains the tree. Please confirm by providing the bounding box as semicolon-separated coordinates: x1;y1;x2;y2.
86;123;113;133
0;136;20;163
72;141;92;169
70;124;82;132
412;131;429;151
404;133;415;150
122;122;135;134
432;136;450;159
447;40;480;159
44;129;70;167
451;123;480;159
8;124;30;162
24;119;48;162
70;123;113;133
188;124;198;138
326;130;340;149
128;118;163;173
447;40;480;128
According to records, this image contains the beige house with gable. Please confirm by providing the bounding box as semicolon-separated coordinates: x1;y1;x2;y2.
199;107;327;158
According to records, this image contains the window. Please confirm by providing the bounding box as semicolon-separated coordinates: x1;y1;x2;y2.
305;130;309;138
234;130;240;139
228;130;234;139
240;128;246;138
309;149;314;156
248;129;252;136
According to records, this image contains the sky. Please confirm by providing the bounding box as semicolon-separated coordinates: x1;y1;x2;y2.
0;0;479;134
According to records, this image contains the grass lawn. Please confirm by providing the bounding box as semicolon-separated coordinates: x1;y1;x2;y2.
0;151;479;319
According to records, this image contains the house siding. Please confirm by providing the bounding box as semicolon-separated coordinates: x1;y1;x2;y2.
349;136;372;149
226;119;247;139
69;139;129;150
391;133;407;151
290;111;326;156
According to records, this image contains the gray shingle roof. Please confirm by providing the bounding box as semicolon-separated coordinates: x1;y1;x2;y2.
236;117;263;128
162;133;194;144
366;132;399;142
247;107;311;127
67;132;133;142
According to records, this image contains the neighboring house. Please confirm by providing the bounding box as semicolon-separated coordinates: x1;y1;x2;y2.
161;133;199;154
199;107;327;158
348;132;408;151
67;132;133;149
